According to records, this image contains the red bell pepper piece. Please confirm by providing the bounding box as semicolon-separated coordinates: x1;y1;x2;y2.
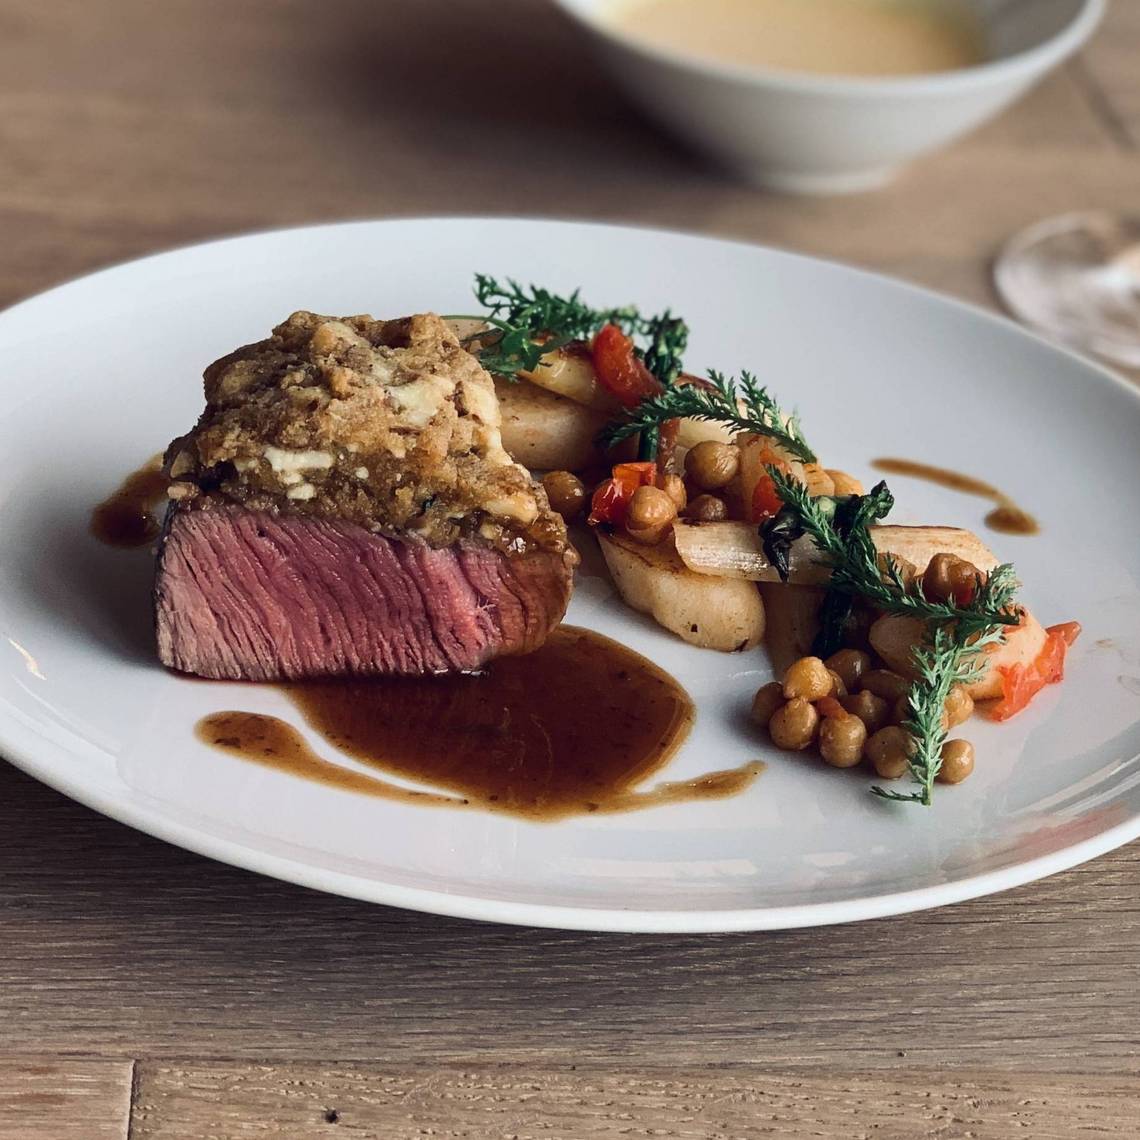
588;461;657;527
1047;621;1082;647
591;324;662;408
750;473;784;522
987;622;1080;722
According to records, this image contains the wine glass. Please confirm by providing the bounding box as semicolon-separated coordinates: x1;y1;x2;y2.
994;212;1140;368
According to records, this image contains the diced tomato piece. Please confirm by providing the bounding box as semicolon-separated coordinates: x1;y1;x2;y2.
1047;621;1082;647
816;696;846;720
987;627;1072;723
588;461;657;526
750;473;784;522
612;461;658;492
987;665;1040;723
588;479;626;527
591;324;662;408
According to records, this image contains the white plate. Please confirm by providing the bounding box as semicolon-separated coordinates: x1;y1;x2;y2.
1;218;1138;932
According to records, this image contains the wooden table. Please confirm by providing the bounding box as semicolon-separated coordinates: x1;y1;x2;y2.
2;3;1137;1137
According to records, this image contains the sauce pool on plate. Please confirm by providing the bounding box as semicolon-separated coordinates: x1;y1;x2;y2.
606;0;986;78
197;626;763;821
90;454;168;548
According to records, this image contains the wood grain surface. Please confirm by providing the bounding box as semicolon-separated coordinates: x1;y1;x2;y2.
0;1061;132;1140
129;1064;1140;1140
1;1;1137;1137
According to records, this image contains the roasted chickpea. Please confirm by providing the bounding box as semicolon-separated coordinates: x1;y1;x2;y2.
686;493;728;522
893;695;951;731
840;690;890;735
937;739;975;784
802;464;836;498
893;690;968;731
819;713;868;769
890;694;915;728
923;553;983;604
825;648;871;692
541;470;586;521
949;558;985;601
685;441;740;491
660;473;687;512
782;656;834;702
860;669;911;703
944;685;974;728
750;682;785;730
827;469;864;497
625;485;677;545
827;670;848;699
922;552;957;602
768;697;820;751
865;726;916;780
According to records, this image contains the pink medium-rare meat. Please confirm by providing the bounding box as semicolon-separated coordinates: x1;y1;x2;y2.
155;311;575;679
155;506;572;680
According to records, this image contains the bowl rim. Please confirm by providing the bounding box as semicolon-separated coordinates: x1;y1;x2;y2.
552;0;1106;97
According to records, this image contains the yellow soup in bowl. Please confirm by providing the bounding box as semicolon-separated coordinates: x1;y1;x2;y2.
605;0;987;78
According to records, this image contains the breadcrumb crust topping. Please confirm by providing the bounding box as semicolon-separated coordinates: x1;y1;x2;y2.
166;311;568;554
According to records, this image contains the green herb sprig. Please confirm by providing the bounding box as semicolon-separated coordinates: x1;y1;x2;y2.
763;469;1021;806
446;275;688;385
642;312;689;388
872;619;1009;806
598;370;817;463
765;472;1020;634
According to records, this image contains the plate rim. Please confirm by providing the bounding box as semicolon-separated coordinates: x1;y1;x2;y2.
6;730;1139;932
2;214;1138;933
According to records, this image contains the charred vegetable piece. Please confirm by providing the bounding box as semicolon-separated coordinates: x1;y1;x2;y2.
597;531;765;652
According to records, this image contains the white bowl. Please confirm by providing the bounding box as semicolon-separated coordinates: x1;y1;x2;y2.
554;0;1105;194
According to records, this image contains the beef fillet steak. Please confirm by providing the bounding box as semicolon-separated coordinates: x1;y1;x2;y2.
155;311;575;680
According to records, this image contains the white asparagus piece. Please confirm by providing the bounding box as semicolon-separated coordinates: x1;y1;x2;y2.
494;377;607;472
518;346;618;412
597;532;765;652
676;416;735;450
672;521;999;585
758;583;825;677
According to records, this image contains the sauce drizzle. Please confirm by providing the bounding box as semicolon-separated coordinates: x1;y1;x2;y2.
197;626;763;821
91;455;168;547
872;457;1039;536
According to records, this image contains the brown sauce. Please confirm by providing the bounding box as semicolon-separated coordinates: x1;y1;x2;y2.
91;454;168;547
197;626;763;821
872;457;1039;536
